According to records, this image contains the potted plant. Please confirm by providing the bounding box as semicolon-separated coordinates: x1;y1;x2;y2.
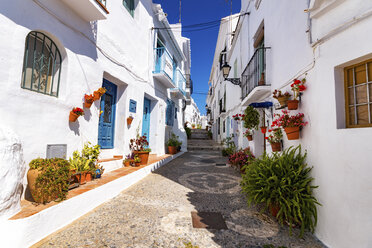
228;148;255;174
287;78;306;110
84;94;95;108
127;116;134;126
95;165;104;179
69;143;101;184
266;128;283;152
123;153;134;167
191;123;196;129
241;146;320;237
243;129;253;141
272;90;291;107
242;106;260;140
134;154;141;167
69;107;84;122
166;132;182;155
272;110;308;140
260;113;267;134
93;87;107;101
27;158;70;204
129;134;150;165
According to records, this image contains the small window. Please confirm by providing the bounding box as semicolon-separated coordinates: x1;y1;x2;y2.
344;59;372;128
123;0;135;17
175;107;178;119
21;31;62;97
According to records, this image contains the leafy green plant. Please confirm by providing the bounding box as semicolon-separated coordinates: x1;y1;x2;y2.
241;145;320;237
221;136;236;156
134;154;141;163
185;127;191;139
29;158;70;204
69;142;100;173
196;124;202;129
242;106;260;130
207;130;212;139
167;132;182;147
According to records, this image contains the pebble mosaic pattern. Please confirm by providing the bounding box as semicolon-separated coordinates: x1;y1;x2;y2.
36;150;325;248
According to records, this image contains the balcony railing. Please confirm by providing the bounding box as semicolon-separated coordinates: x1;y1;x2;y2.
154;47;186;95
174;68;186;96
241;47;270;99
154;47;175;82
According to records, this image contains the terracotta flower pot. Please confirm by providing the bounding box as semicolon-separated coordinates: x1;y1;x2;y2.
133;151;149;165
270;142;282;152
80;171;87;185
84;101;93;108
277;96;289;107
247;135;253;141
123;159;133;167
260;126;267;134
134;161;141;167
287;100;299;110
93;91;101;101
127;117;133;126
168;146;177;155
284;126;300;140
85;172;93;182
69;111;79;122
269;203;280;218
27;169;43;203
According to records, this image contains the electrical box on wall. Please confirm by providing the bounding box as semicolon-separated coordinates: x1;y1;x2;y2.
46;144;67;159
129;99;137;113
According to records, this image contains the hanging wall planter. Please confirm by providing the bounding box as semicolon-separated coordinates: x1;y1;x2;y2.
270;142;282;152
127;116;134;126
84;94;95;108
287;100;299;110
284;126;300;140
69;107;84;122
260;126;267;134
247;135;253;141
93;87;107;101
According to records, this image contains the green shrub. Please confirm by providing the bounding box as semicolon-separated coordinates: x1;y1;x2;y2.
166;132;182;147
242;106;260;130
185;127;191;139
207;130;212;139
30;158;70;204
241;145;320;237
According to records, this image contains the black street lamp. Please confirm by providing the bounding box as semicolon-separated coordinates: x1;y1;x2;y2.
222;62;241;85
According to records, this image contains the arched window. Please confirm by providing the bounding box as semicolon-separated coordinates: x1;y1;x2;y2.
21;31;62;97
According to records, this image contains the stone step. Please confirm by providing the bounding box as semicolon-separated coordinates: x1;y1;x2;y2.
187;145;223;151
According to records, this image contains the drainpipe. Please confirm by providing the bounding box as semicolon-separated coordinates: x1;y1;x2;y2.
306;0;313;44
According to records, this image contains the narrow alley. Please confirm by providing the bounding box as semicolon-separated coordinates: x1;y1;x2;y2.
35;131;324;248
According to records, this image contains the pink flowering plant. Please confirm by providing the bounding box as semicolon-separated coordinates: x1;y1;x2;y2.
228;148;255;170
232;114;245;121
272;110;308;128
243;129;253;137
265;128;283;144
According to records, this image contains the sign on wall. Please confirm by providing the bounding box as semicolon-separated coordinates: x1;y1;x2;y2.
129;99;137;113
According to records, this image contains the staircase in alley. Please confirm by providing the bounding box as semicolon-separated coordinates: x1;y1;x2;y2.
187;129;223;151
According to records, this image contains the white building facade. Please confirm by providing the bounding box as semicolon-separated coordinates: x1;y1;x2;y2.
184;98;202;127
0;0;191;221
207;0;372;247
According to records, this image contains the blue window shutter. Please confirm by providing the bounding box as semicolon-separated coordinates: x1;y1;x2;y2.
175;107;177;119
166;99;174;126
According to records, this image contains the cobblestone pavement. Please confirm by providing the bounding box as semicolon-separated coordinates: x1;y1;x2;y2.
37;150;325;248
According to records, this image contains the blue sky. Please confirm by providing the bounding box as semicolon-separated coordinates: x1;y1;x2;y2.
154;0;241;115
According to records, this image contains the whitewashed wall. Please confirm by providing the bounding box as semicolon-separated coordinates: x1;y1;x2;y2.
235;0;372;247
0;0;190;218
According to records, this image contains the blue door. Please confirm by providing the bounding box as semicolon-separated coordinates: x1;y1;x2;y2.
142;98;151;143
98;79;117;149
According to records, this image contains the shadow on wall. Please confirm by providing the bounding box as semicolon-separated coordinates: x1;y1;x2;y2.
1;0;98;60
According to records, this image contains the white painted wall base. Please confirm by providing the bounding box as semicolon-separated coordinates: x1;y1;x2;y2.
0;152;185;248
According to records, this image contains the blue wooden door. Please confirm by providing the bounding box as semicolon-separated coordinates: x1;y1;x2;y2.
98;79;117;149
142;98;151;143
